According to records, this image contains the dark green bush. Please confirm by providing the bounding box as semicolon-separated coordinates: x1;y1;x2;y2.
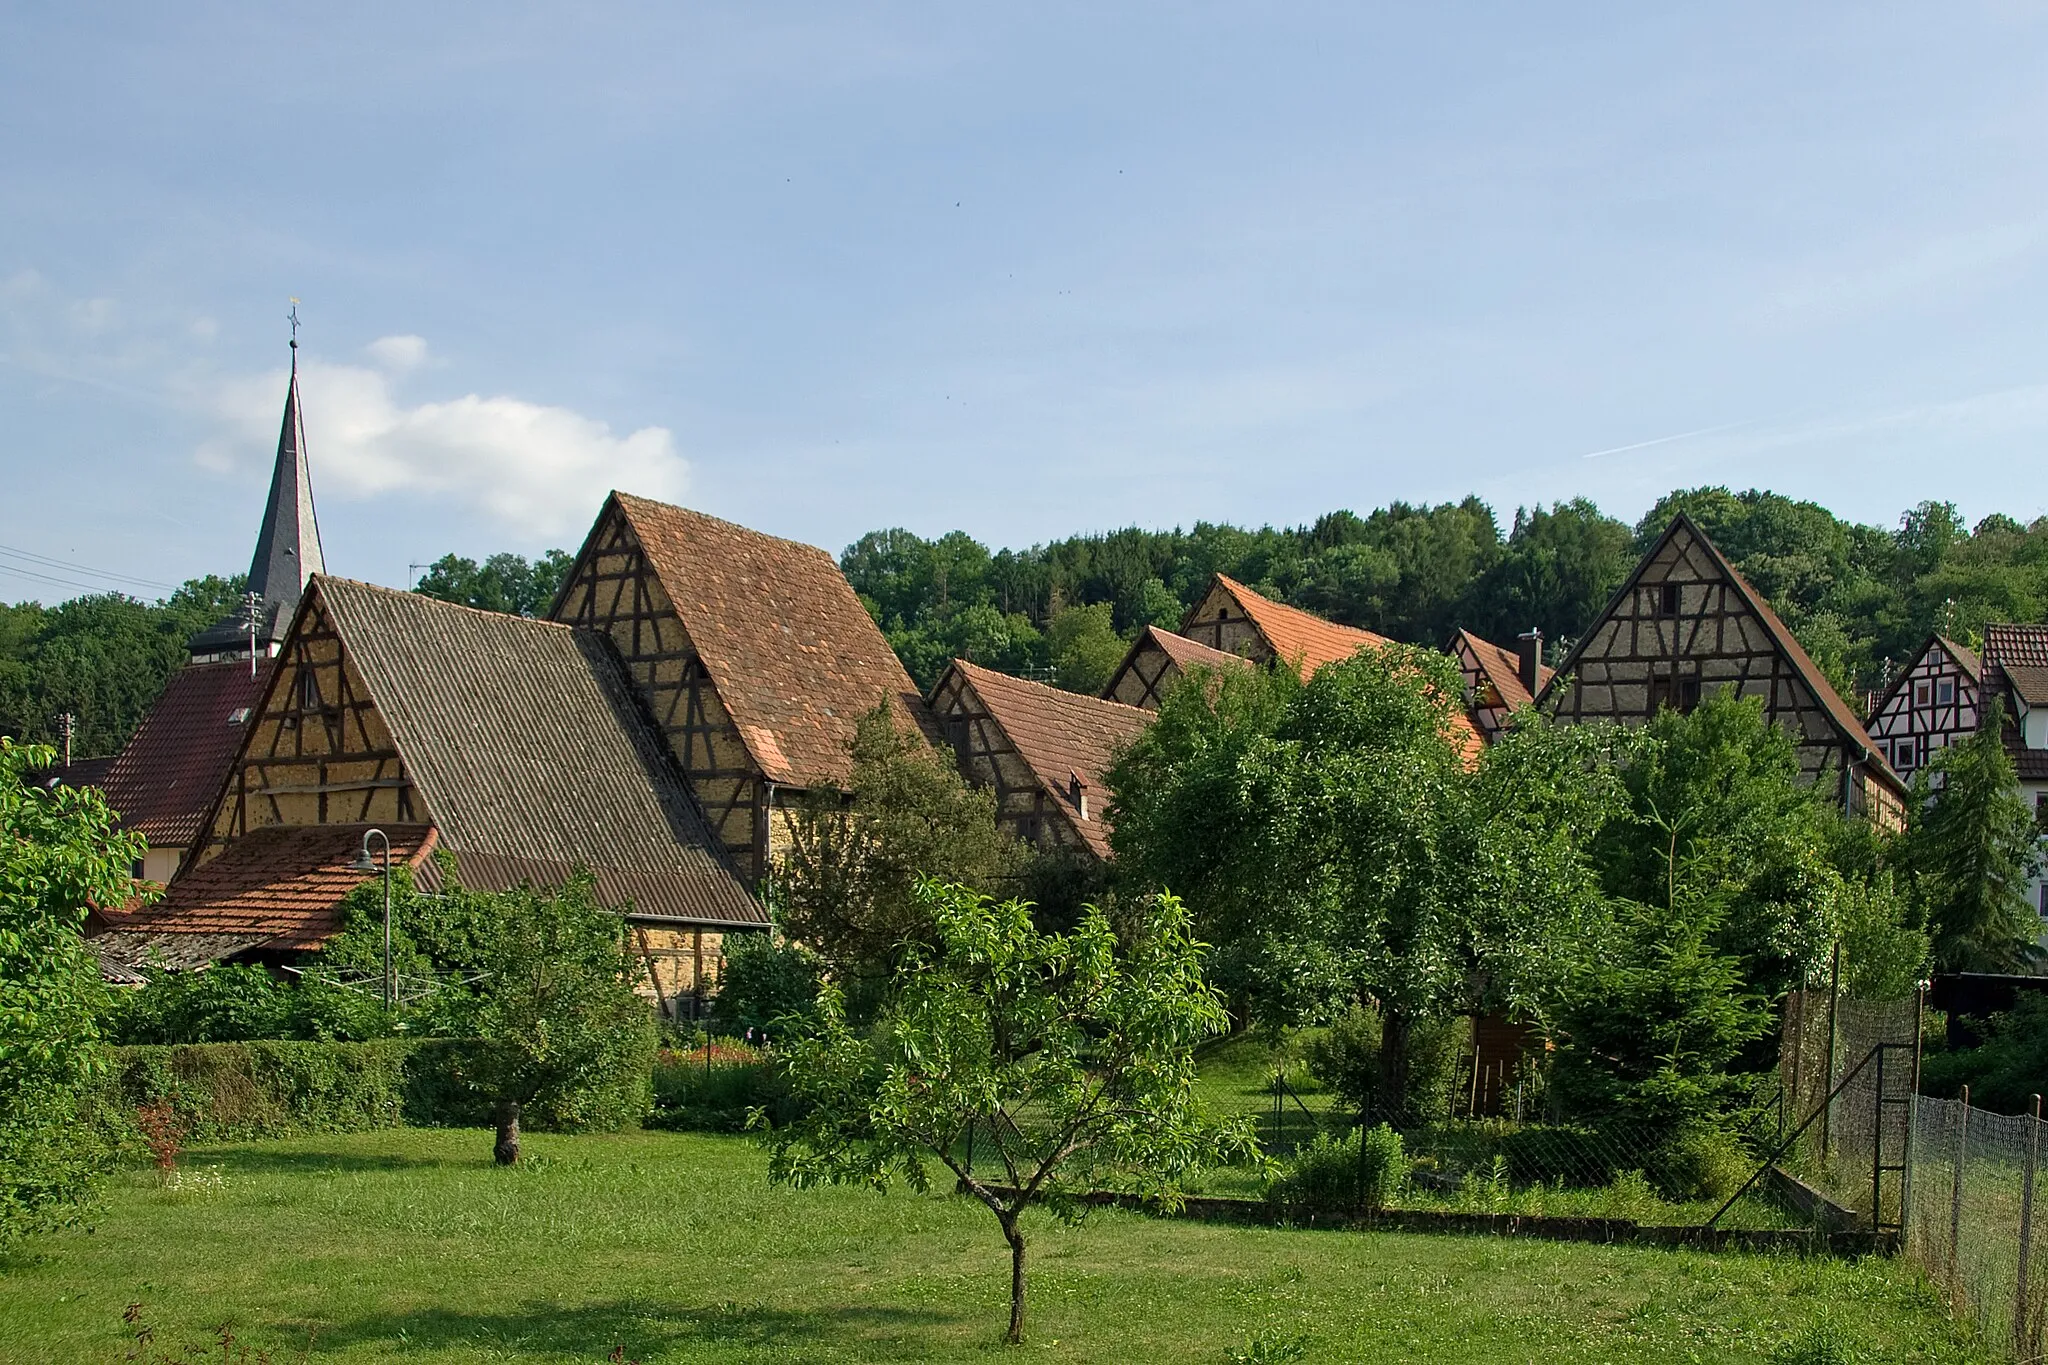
713;936;823;1038
1920;993;2048;1115
1305;1007;1468;1123
1266;1123;1407;1222
1498;1124;1615;1189
647;1045;796;1132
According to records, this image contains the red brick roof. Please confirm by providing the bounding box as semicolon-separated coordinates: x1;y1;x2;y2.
945;659;1154;858
1143;626;1254;673
605;492;933;789
102;660;275;850
1206;577;1484;765
1454;628;1556;712
110;823;436;953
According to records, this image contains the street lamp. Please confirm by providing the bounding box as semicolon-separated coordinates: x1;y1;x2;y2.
348;828;394;1011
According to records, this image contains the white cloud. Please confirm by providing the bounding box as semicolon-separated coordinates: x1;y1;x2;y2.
207;350;689;538
365;333;427;371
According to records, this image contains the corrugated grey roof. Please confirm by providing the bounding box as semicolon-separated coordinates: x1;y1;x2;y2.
312;577;765;926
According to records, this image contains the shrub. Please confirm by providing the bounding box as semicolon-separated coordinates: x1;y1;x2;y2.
1499;1124;1615;1189
1267;1123;1408;1222
1920;993;2048;1115
1306;1007;1467;1123
648;1045;796;1132
713;936;822;1038
1654;1126;1753;1202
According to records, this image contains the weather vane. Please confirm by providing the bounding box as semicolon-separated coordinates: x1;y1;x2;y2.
288;297;301;349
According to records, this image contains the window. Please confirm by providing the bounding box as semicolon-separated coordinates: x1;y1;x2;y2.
1937;679;1956;706
2037;793;2048;835
1913;680;1931;708
299;669;321;711
1655;583;1681;618
1895;738;1920;774
1648;670;1701;715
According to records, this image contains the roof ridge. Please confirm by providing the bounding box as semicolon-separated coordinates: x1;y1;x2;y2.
611;490;838;563
317;574;581;630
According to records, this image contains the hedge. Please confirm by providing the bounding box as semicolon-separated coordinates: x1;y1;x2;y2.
98;1039;500;1143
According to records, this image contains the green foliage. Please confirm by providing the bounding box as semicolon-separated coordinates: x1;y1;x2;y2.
96;1038;509;1140
1549;898;1772;1136
0;577;241;756
1266;1124;1409;1222
766;881;1254;1343
0;738;146;1247
1898;701;2043;972
648;1045;794;1133
713;935;823;1037
411;549;573;617
1919;993;2048;1115
776;705;1024;1000
459;876;658;1131
1044;602;1126;694
1305;1007;1469;1124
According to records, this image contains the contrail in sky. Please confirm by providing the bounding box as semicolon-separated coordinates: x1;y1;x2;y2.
1578;417;1761;460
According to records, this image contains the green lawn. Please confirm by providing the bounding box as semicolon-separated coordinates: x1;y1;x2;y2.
0;1128;1991;1364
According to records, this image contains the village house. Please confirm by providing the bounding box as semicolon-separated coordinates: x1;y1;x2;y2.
1538;514;1907;826
95;576;764;1010
929;658;1152;858
548;491;938;886
1865;624;2048;921
1448;627;1554;745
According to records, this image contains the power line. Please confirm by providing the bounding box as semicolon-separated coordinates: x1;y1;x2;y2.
0;562;135;599
0;541;181;592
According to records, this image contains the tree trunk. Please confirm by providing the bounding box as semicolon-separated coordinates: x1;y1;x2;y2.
1378;1007;1413;1125
493;1100;521;1166
1000;1210;1027;1345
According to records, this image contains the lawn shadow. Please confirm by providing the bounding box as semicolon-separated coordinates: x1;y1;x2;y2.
313;1297;961;1360
190;1146;478;1177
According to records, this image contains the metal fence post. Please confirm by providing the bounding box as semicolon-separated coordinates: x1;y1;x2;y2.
1821;944;1841;1163
2017;1094;2041;1357
1950;1084;1970;1307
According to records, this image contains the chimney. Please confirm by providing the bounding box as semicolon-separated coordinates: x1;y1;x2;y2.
1070;771;1090;822
1516;629;1543;698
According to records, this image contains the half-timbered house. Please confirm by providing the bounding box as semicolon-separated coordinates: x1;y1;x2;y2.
97;575;764;1011
930;659;1152;858
549;492;935;885
1179;574;1485;762
1100;625;1251;709
1980;626;2048;923
1448;628;1554;744
1538;514;1906;824
1862;636;1983;785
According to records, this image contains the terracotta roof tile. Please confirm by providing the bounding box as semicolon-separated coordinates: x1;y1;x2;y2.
102;661;275;849
605;493;933;789
947;660;1153;858
110;823;435;953
1453;628;1555;713
1140;626;1254;674
1987;625;2048;671
309;577;766;927
1206;577;1484;765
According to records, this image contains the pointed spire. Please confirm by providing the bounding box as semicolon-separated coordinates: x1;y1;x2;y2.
189;309;327;660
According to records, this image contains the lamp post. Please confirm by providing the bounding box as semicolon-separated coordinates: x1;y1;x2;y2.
348;829;394;1010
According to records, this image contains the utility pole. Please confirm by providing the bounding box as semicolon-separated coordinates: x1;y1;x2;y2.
57;712;74;768
243;590;264;676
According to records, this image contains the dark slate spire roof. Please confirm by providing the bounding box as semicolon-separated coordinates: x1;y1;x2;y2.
190;346;326;657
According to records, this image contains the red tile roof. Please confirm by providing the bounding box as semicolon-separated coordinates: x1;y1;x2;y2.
1142;626;1254;673
945;659;1154;858
1206;577;1485;765
1453;628;1556;713
1986;625;2048;671
605;493;933;789
110;823;436;953
102;660;275;850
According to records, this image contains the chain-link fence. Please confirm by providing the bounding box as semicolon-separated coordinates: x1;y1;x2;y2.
1905;1093;2047;1361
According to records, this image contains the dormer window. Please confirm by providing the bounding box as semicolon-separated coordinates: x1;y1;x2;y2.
1069;771;1090;822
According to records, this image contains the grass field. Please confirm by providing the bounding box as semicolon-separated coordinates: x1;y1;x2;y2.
0;1127;1992;1364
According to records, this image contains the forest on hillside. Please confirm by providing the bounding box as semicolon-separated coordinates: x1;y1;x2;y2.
4;485;2046;758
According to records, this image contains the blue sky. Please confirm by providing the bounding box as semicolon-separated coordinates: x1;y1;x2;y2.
5;4;2048;602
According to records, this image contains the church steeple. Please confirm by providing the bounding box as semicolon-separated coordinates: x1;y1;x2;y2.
190;313;327;661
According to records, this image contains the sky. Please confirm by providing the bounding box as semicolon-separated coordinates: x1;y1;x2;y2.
5;3;2048;603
